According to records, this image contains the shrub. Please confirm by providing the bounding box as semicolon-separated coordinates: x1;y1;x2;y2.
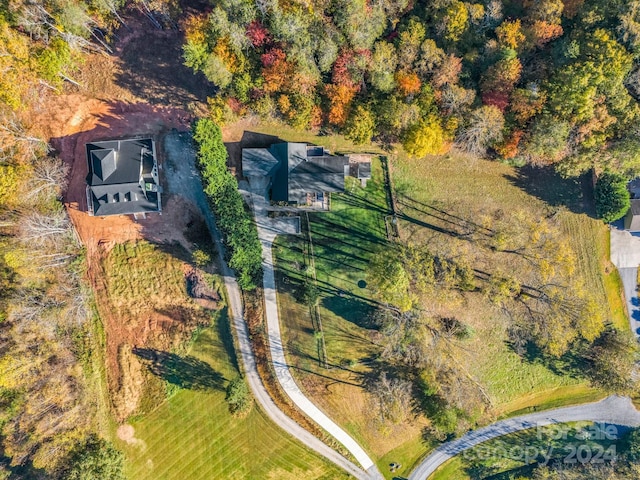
225;376;252;416
193;119;262;289
63;436;125;480
594;172;630;223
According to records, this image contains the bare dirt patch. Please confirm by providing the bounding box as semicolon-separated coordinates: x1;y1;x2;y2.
24;10;220;425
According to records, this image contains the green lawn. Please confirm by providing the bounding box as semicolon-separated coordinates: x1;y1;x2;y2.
431;421;623;480
122;310;348;480
274;160;430;477
229;121;626;479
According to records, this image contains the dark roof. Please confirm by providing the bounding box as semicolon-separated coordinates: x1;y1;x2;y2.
356;162;371;179
86;138;161;216
268;143;349;203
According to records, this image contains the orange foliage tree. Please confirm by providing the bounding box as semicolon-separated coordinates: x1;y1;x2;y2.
261;48;294;93
325;84;357;126
396;71;422;96
495;130;524;159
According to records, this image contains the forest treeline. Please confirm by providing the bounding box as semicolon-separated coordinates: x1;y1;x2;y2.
0;0;143;478
182;0;640;178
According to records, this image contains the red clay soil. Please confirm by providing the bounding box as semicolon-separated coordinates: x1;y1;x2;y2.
26;10;217;421
51;98;191;247
45;96;205;420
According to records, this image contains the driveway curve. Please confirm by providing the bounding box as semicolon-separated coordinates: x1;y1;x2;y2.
408;395;640;480
164;131;371;480
246;183;383;480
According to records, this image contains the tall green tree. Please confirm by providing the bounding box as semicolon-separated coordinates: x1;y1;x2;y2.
594;172;631;223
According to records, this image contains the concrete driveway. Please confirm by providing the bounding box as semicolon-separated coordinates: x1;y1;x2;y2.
610;225;640;337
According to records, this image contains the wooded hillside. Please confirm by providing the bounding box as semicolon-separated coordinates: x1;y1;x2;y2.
183;0;640;177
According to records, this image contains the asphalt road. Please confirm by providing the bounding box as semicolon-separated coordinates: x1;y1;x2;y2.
408;396;640;480
164;132;371;480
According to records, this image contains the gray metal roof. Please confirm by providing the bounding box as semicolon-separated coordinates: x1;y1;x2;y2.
241;142;350;203
86;138;160;216
625;199;640;231
242;148;280;178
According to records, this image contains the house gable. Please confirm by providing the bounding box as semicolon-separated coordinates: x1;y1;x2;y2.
85;138;161;217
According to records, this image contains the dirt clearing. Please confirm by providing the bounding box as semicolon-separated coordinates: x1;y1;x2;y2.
30;11;220;422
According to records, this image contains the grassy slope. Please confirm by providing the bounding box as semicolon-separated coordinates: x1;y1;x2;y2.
122;312;347;480
100;241;345;480
230;121;625;477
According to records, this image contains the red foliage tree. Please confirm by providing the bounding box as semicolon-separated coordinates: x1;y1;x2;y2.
246;20;271;48
331;49;370;91
481;91;510;112
261;48;293;93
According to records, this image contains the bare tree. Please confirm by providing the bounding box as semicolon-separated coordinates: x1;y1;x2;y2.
439;84;475;115
27;157;69;201
0;112;49;163
455;105;504;156
19;210;75;249
370;372;414;424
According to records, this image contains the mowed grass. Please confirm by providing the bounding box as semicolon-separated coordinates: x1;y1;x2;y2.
239;121;625;477
122;312;348;480
275;160;430;478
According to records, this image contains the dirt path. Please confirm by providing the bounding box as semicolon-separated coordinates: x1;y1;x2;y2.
408;395;640;479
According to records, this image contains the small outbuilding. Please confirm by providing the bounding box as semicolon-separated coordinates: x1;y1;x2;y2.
85;138;162;217
625;198;640;231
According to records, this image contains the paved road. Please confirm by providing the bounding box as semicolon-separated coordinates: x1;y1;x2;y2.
164;132;369;480
408;396;640;480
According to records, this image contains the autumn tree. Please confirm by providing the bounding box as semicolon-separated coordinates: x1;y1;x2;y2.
495;19;525;50
402;115;447;158
325;83;357;127
455;105;504;156
369;41;397;92
344;104;376;144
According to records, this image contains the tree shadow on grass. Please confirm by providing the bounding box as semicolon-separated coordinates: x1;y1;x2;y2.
509;340;588;380
133;347;225;391
503;166;595;216
215;307;240;372
322;294;378;330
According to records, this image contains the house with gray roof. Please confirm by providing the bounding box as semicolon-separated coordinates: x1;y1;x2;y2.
85;138;162;217
242;142;364;209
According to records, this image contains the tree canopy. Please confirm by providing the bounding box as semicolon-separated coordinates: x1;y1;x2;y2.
178;0;640;172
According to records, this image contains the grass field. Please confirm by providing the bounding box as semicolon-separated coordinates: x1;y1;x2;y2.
225;120;626;478
430;421;624;480
122;310;348;480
